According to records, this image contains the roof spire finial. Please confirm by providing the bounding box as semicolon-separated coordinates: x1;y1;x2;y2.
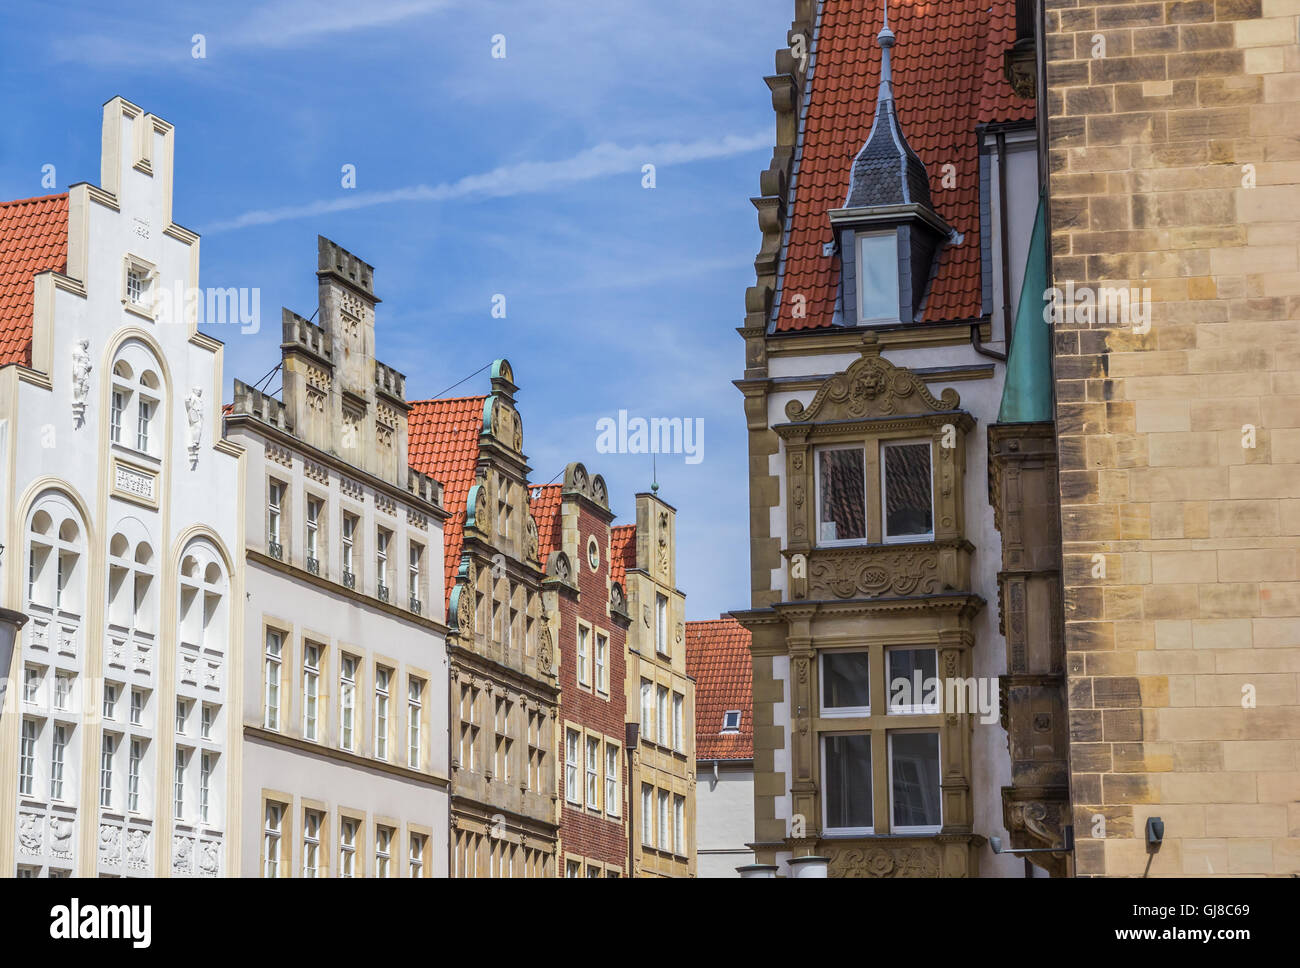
877;0;895;105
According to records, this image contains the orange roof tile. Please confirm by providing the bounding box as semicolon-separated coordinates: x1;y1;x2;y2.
407;395;486;607
609;524;636;589
0;194;68;367
686;617;753;761
528;483;563;564
772;0;1033;332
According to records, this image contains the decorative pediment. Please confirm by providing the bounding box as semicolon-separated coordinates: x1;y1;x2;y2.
545;549;574;585
485;396;523;453
784;334;959;423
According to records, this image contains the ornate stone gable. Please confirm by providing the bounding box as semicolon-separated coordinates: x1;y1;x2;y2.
784;334;959;424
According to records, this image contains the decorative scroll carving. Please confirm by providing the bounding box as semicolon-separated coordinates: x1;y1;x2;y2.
537;621;554;669
827;845;941;878
805;546;952;600
784;334;959;423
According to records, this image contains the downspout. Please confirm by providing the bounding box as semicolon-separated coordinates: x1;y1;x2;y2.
971;130;1015;363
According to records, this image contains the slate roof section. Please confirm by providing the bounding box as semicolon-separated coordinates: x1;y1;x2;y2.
406;395;487;607
609;524;636;589
843;17;931;210
686;616;753;761
0;193;69;367
772;0;1034;332
528;483;563;564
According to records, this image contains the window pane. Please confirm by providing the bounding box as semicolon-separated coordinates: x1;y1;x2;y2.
818;448;865;543
821;652;869;711
887;648;939;712
824;734;872;831
857;232;898;321
891;732;942;829
883;442;932;539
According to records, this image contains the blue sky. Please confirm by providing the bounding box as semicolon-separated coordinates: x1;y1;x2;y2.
1;0;791;620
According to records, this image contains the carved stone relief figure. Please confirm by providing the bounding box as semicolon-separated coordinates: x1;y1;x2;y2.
71;338;92;426
185;387;204;467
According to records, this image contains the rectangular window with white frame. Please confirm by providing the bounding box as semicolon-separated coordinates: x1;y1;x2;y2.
340;654;357;751
576;625;589;687
267;481;285;554
640;679;652;739
657;789;669;850
339;818;358;878
303;642;321;741
408;832;425;878
585;734;600;810
595;633;608;694
820;650;871;717
889;730;942;834
376;825;393;878
672;692;684;752
565;728;580;805
656;685;668;746
127;736;141;813
816;445;867;545
881;439;934;543
605;741;620;817
640;784;653;847
52;724;69;802
822;732;873;836
407;677;423;769
264;802;284;878
374;666;391;760
303;809;322;878
342;512;357;582
655;593;668;655
100;733;116;809
173;747;186;820
199;751;212;824
376;528;389;599
19;719;38;798
305;497;322;573
264;629;283;730
673;794;685;856
886;647;940;714
408;542;422;610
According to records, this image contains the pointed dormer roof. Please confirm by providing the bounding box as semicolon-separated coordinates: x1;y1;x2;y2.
844;2;932;210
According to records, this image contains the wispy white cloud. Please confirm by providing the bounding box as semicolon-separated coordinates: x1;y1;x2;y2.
50;0;454;64
203;131;770;232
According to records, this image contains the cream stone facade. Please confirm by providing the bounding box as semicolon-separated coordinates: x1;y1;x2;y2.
226;237;450;878
0;98;243;877
1044;0;1300;877
623;491;696;877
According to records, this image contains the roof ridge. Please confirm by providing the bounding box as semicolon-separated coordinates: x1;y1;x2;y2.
0;192;70;209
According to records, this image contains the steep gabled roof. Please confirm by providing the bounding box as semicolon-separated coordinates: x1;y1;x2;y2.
686;617;753;761
528;483;563;564
0;193;68;367
407;395;486;607
772;0;1033;332
609;524;636;589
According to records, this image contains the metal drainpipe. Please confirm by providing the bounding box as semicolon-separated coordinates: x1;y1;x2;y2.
626;722;639;877
997;130;1015;350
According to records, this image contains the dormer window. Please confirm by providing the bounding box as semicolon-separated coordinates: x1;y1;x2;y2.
856;232;899;323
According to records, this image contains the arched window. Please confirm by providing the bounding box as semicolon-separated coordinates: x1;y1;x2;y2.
178;539;228;686
107;525;156;638
109;342;165;460
25;495;85;619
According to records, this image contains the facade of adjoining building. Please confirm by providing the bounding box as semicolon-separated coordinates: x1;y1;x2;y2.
687;616;754;878
733;0;1040;877
532;465;631;877
408;362;560;877
226;236;450;878
615;492;697;877
1016;0;1300;876
0;98;242;877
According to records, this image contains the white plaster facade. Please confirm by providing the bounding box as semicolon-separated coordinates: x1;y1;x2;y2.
0;98;243;877
695;759;754;877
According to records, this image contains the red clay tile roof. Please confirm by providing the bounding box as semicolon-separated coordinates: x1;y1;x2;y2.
407;395;486;607
0;194;68;367
528;483;563;564
609;524;636;589
686;617;753;761
772;0;1033;332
